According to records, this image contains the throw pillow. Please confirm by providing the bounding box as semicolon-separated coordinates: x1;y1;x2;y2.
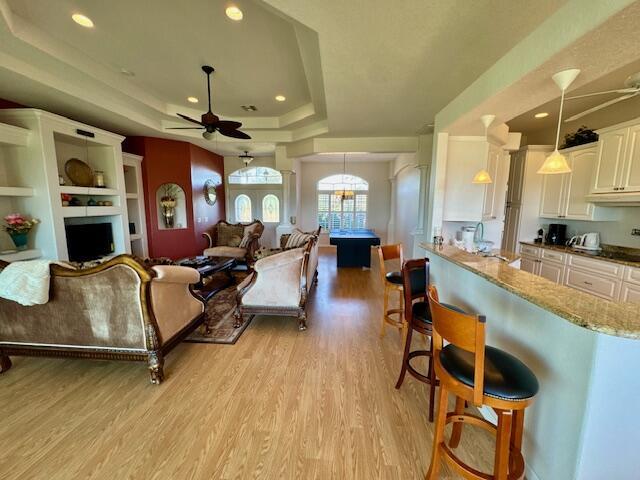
217;223;244;247
239;233;251;248
228;235;242;248
285;231;311;249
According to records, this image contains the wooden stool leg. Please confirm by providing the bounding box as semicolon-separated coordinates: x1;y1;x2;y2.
427;337;437;422
510;409;525;473
398;287;405;336
395;324;413;389
494;409;513;480
380;284;389;338
448;395;466;447
425;384;448;480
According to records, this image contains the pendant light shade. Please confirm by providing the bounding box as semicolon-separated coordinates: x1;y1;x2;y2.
472;169;493;184
538;69;580;175
472;114;496;184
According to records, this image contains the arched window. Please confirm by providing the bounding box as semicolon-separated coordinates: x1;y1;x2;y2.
228;167;282;184
317;175;368;231
262;194;280;223
234;194;252;223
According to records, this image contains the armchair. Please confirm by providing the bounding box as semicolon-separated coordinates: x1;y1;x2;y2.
203;219;264;265
234;236;319;331
0;255;205;384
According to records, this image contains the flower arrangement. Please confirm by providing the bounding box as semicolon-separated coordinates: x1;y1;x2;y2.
3;213;39;235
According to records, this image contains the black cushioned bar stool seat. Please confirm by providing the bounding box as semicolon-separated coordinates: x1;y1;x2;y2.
385;271;403;285
440;344;539;401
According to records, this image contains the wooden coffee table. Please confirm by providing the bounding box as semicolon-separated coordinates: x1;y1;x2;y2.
177;256;237;302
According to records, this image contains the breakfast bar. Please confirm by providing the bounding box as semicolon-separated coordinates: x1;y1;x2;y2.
420;243;640;480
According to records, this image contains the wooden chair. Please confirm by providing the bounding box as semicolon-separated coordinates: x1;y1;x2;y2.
395;258;438;422
425;285;539;480
377;244;405;338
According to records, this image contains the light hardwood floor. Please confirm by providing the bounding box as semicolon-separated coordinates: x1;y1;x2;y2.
0;248;494;480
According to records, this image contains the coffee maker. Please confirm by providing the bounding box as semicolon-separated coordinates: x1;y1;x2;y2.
545;223;567;245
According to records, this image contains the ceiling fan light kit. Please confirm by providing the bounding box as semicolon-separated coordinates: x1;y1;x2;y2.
538;68;580;175
167;65;251;141
472;114;496;184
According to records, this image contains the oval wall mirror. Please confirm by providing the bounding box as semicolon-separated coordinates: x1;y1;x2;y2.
204;178;220;206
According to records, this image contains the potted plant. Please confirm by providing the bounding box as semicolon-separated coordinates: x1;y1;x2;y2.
3;213;39;250
160;184;180;228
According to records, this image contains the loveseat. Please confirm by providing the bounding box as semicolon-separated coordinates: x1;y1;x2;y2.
203;219;264;265
0;255;205;384
234;235;319;331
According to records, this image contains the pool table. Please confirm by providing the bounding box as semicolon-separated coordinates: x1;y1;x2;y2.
329;229;381;268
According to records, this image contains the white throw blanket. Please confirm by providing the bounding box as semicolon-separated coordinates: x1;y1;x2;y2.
0;260;53;306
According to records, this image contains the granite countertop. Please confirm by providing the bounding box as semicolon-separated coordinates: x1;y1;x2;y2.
520;241;640;268
420;243;640;340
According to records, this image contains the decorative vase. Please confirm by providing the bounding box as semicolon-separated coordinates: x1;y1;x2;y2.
9;232;28;250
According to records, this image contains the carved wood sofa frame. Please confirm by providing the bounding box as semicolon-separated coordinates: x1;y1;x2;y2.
0;255;205;384
234;236;318;331
202;219;264;265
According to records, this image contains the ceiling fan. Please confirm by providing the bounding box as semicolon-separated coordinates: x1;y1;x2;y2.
167;65;251;140
239;150;254;166
564;72;640;123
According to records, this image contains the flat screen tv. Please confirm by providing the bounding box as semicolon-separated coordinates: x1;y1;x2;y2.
65;222;114;262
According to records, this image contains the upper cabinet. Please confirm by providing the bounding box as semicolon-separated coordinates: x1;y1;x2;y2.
591;119;640;194
539;144;596;220
443;138;509;222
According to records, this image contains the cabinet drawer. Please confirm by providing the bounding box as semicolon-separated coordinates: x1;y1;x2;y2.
621;283;640;303
567;255;624;278
623;266;640;286
520;244;540;258
565;267;621;300
539;260;565;284
540;249;567;264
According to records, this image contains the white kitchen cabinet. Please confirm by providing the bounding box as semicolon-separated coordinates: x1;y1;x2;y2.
481;144;501;221
591;119;640;194
539;259;565;284
565;266;622;301
539;144;596;220
520;255;540;275
621;283;640;303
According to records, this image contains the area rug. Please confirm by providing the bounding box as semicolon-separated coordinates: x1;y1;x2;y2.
184;271;251;345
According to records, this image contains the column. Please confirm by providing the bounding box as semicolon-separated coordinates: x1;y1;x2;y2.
387;175;397;244
412;164;430;237
275;169;294;242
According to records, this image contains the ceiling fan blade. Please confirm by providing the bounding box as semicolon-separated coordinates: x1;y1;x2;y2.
177;113;205;126
564;92;639;122
218;127;251;139
217;120;242;130
566;88;639;100
166;127;205;130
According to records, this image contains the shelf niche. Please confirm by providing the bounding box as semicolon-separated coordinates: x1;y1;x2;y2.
156;183;187;230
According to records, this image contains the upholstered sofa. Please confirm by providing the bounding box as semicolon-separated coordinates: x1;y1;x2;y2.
0;255;205;384
203;219;264;265
254;227;322;261
234;235;319;331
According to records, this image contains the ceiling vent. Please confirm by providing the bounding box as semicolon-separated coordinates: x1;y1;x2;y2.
241;105;258;112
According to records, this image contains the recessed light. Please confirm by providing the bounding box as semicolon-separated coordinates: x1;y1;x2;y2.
120;68;135;77
275;95;286;102
187;96;199;103
225;6;243;21
72;13;94;28
535;112;549;118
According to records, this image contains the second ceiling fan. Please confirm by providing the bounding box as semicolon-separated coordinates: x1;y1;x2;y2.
167;65;251;140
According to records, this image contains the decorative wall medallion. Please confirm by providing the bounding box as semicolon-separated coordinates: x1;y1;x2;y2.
204;179;218;206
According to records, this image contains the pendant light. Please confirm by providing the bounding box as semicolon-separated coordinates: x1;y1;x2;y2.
472;114;496;184
334;153;355;201
538;68;580;174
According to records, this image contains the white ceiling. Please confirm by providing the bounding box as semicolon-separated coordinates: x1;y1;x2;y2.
0;0;568;155
508;58;640;141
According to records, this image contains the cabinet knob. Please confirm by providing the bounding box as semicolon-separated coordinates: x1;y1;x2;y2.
584;281;593;286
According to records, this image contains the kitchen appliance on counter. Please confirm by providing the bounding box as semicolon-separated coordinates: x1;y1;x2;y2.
545;223;567;245
568;232;601;251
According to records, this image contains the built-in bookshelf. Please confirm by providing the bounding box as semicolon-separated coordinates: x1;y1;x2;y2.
0;109;132;261
123;153;148;257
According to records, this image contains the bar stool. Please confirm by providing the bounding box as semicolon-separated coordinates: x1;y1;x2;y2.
377;244;405;338
425;285;539;480
395;257;438;422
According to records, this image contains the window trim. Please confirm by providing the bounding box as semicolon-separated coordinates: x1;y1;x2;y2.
228;166;283;185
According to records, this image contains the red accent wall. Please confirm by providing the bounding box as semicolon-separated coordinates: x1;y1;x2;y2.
123;137;225;259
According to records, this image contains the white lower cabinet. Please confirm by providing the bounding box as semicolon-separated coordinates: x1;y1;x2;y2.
518;243;639;302
564;267;622;301
539;260;565;284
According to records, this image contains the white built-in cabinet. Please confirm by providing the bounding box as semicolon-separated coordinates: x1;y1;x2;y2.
519;243;640;303
539;143;596;220
0;109;130;261
123;153;148;258
443;138;508;222
591;120;640;194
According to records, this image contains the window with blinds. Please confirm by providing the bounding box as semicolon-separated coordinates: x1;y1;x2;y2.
317;193;367;231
